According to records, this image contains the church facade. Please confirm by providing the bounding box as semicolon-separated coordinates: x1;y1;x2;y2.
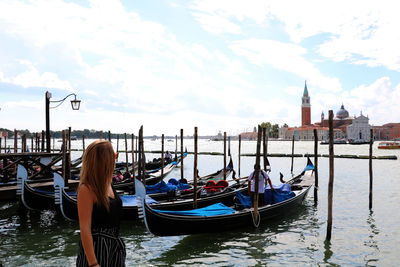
279;82;372;142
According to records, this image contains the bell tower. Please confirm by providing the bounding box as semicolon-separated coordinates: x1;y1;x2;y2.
301;81;311;126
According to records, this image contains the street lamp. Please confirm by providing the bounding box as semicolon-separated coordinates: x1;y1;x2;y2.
45;91;81;152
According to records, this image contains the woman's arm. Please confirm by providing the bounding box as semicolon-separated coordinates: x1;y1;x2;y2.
77;184;98;266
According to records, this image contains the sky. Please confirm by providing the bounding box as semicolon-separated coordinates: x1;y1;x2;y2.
0;0;400;136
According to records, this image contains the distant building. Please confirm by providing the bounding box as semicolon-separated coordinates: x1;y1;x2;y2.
0;131;8;138
373;123;400;140
279;82;371;142
301;81;311;126
347;112;372;143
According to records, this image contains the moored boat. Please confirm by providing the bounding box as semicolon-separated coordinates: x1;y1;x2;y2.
136;159;314;236
378;141;400;149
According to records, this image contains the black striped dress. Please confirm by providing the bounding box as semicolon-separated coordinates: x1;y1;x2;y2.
77;187;126;267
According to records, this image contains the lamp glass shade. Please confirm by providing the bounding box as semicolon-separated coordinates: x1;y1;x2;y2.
70;99;81;110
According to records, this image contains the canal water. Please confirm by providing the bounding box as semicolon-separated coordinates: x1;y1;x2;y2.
1;139;399;266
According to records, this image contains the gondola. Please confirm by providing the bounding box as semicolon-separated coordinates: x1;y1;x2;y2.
112;151;187;191
136;159;314;236
196;157;234;185
15;152;187;211
16;164;78;211
57;161;247;222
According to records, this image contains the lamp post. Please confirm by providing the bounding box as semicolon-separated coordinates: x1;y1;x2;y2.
45;91;81;152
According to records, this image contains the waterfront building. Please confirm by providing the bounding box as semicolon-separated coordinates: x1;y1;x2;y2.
347;112;372;143
373;123;400;140
279;82;371;142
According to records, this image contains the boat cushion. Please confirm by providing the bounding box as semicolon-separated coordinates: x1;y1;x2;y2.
153;202;235;216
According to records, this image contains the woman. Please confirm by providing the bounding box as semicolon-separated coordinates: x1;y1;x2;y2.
76;140;126;267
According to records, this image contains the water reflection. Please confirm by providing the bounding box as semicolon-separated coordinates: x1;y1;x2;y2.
150;201;314;266
364;210;380;266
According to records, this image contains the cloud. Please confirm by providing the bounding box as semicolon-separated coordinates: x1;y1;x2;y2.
189;0;400;72
0;61;73;91
229;39;342;93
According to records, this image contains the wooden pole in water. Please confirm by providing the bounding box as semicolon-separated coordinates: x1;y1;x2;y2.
262;127;267;170
35;133;38;152
290;134;295;173
223;132;227;180
124;133;129;173
313;129;319;205
135;135;138;164
253;125;262;224
22;134;26;152
41;130;45;152
82;135;85;153
180;129;184;181
14;129;17;153
175;135;178;161
138;128;142;182
238;134;241;177
108;131;111;142
161;134;164;178
31;135;33;153
369;128;373;210
116;134;119;161
67;127;72;182
99;131;103;140
326;110;334;241
140;126;145;185
193;127;198;209
228;136;231;157
62;130;66;184
131;134;135;178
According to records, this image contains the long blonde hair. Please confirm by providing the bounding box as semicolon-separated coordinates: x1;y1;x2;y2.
79;140;115;211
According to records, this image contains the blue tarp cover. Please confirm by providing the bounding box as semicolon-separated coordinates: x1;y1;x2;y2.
235;191;251;209
146;180;190;194
120;195;158;207
265;183;295;205
153;202;235;216
145;181;173;194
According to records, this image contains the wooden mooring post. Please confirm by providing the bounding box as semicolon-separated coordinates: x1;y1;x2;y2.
131;134;135;177
313;129;319;205
99;131;103;140
116;134;119;160
14;129;17;153
252;125;262;226
369;128;373;210
262;127;267;170
139;126;145;184
290;135;295;173
41;130;45;152
161;134;164;178
326;110;334;241
193;127;198;209
108;131;111;142
124;133;129;173
175;135;178;161
238;134;241;177
223;132;227;180
228;136;231;157
180;129;184;181
82;135;85;152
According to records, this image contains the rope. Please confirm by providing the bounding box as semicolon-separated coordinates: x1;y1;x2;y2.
251;209;261;228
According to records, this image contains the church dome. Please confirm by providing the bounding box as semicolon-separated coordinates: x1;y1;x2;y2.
336;104;349;119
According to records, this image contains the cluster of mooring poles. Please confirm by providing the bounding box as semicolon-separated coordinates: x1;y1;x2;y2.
0;117;377;238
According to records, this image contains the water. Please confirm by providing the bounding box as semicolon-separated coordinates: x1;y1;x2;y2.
1;139;399;266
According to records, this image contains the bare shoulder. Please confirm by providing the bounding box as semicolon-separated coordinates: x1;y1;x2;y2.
77;184;95;201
